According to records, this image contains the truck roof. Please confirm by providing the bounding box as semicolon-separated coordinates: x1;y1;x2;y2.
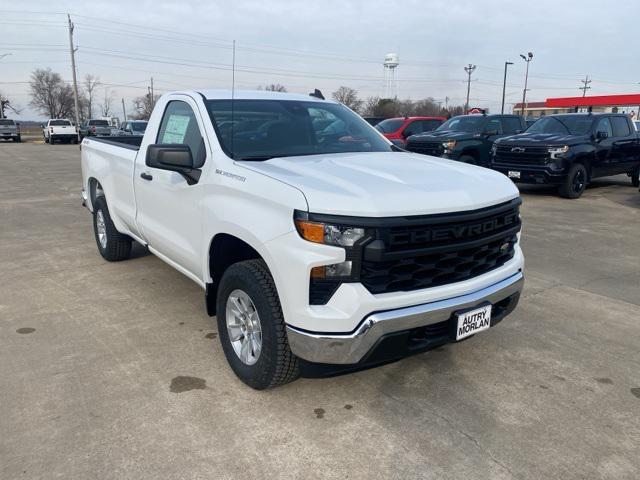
189;89;335;103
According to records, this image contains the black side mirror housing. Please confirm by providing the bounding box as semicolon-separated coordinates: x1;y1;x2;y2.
595;131;608;141
146;144;201;184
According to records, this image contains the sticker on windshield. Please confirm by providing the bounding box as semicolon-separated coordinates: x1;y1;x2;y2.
162;114;191;143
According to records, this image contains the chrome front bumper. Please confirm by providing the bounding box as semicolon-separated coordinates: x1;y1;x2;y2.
286;272;524;364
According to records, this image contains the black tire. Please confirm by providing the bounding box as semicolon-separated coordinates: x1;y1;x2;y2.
44;135;49;144
216;259;299;389
14;136;21;143
631;166;640;188
459;154;478;165
49;135;55;145
559;163;588;199
92;196;132;261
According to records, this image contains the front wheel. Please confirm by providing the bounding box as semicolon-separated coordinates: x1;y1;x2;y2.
92;196;132;261
558;163;588;199
459;154;478;165
216;259;299;389
631;166;639;188
49;135;55;145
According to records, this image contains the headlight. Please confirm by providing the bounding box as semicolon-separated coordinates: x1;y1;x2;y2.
442;140;456;150
548;145;569;158
294;216;365;247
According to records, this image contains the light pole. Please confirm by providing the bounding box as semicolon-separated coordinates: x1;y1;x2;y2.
519;52;533;116
464;64;476;113
501;61;514;114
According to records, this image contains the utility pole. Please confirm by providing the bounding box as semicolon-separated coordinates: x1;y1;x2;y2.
519;52;533;116
501;61;514;114
150;77;154;104
67;14;81;141
464;64;476;113
121;98;127;122
445;96;449;110
579;75;592;97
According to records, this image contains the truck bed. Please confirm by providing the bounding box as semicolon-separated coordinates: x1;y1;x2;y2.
87;135;143;150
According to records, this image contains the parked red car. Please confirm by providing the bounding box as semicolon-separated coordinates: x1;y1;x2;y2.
375;116;446;146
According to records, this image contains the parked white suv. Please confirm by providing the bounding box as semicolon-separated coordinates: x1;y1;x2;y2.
81;89;524;389
43;119;77;144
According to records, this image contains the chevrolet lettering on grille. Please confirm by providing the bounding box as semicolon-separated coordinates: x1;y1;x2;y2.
390;212;519;245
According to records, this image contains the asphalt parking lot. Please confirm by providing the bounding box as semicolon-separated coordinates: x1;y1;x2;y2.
1;143;639;479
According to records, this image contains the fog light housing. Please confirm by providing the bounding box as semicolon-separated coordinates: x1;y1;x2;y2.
311;260;353;278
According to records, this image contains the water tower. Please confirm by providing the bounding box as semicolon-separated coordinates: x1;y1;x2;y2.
383;53;399;99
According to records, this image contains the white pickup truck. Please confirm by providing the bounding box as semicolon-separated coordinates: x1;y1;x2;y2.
81;90;524;389
43;119;78;144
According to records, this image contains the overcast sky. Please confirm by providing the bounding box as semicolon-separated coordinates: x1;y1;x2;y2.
2;0;639;120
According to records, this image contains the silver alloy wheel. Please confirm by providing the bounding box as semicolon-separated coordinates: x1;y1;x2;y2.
226;289;262;365
96;210;107;249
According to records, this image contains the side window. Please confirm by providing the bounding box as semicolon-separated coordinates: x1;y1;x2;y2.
485;118;503;134
611;117;631;137
501;117;522;134
403;120;420;136
595;118;613;138
157;100;206;166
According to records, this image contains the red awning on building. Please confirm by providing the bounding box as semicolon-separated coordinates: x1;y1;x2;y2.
546;94;640;108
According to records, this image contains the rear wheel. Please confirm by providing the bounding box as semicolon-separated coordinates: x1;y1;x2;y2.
630;166;639;188
559;163;587;199
92;196;132;261
216;259;299;389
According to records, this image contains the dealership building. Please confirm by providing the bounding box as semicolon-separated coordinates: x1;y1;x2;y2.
513;94;640;118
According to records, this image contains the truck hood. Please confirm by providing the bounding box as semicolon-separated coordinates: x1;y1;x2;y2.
498;132;588;146
409;130;477;143
240;152;519;217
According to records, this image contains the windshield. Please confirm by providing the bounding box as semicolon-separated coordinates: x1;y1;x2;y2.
50;120;71;126
375;118;404;133
437;115;486;133
131;122;147;132
88;120;109;126
206;99;393;160
527;115;593;135
0;119;15;126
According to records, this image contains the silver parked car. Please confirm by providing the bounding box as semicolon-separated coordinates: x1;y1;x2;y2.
118;120;148;136
0;119;21;142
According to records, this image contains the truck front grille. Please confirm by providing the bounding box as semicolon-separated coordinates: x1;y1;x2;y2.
405;141;444;157
306;198;521;304
359;199;521;295
494;145;549;165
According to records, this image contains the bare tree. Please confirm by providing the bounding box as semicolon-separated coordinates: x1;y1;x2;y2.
100;88;115;117
331;86;363;113
82;74;101;119
28;68;75;119
258;83;287;92
130;92;156;120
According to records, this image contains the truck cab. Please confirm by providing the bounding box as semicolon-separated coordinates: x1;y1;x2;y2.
405;114;526;166
490;113;640;198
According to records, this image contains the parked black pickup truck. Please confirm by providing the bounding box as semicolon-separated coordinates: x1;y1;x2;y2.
405;114;526;166
489;113;640;198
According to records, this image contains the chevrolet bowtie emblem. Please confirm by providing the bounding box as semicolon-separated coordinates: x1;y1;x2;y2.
511;147;525;153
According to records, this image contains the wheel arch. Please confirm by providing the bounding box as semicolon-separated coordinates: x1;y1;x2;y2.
206;233;266;316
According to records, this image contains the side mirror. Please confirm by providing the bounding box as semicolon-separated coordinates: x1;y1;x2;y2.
484;129;499;136
146;144;201;184
40;124;44;128
595;131;608;141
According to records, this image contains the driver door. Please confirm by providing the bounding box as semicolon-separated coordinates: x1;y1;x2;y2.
133;97;209;280
592;117;615;177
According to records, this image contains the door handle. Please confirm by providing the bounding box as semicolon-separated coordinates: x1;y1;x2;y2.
140;172;153;181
